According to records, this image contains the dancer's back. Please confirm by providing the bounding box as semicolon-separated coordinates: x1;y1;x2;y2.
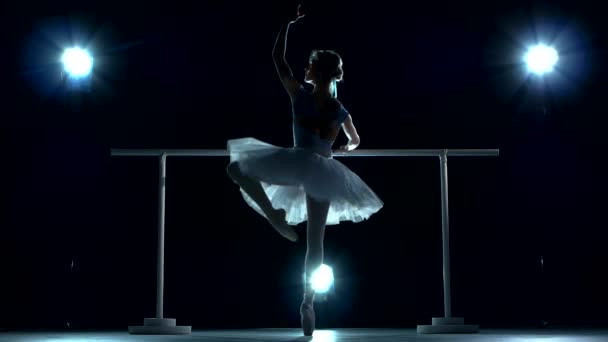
292;86;350;157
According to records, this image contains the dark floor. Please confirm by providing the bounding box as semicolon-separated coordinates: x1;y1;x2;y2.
2;328;608;342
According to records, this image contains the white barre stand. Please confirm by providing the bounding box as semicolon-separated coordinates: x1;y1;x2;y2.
111;148;499;334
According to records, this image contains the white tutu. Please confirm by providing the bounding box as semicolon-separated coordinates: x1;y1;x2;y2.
228;137;383;226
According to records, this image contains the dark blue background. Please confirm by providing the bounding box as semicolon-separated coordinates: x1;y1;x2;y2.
1;0;606;330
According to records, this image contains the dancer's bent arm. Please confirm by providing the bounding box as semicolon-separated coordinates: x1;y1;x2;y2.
337;115;360;152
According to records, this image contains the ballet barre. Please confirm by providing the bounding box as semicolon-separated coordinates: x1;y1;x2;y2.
111;148;499;334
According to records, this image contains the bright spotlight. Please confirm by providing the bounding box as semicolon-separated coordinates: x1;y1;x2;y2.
62;47;93;77
310;264;334;293
524;44;558;75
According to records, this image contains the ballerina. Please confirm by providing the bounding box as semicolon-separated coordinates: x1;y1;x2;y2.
226;4;383;336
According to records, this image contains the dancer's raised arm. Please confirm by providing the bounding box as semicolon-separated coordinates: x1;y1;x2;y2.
273;5;305;101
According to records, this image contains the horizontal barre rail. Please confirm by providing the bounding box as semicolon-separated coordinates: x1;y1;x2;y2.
111;148;499;157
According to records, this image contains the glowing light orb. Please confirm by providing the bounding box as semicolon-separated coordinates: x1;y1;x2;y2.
524;44;558;75
62;47;93;77
310;264;334;293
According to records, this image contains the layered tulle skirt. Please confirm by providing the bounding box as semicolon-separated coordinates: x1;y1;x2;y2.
227;137;383;226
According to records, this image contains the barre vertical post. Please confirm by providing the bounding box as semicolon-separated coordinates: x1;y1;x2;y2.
128;152;191;334
440;149;452;318
416;149;479;333
157;152;167;319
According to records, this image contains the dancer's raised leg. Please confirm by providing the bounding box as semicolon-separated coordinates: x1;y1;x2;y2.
227;161;298;242
301;194;330;336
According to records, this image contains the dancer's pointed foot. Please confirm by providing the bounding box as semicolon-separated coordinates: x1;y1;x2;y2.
300;301;315;336
267;208;298;242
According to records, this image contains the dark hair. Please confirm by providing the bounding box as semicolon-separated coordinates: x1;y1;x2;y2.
309;50;344;82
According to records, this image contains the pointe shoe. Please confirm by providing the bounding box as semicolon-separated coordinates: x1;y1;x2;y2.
300;301;315;336
267;209;298;242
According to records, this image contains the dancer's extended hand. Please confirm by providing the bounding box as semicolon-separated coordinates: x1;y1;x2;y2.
334;145;349;152
288;4;306;24
333;139;360;153
333;145;353;153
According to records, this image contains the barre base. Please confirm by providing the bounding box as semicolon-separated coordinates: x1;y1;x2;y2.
128;318;191;335
417;317;479;334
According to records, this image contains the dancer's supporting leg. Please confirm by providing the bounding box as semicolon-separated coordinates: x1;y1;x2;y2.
226;161;298;242
301;194;330;336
